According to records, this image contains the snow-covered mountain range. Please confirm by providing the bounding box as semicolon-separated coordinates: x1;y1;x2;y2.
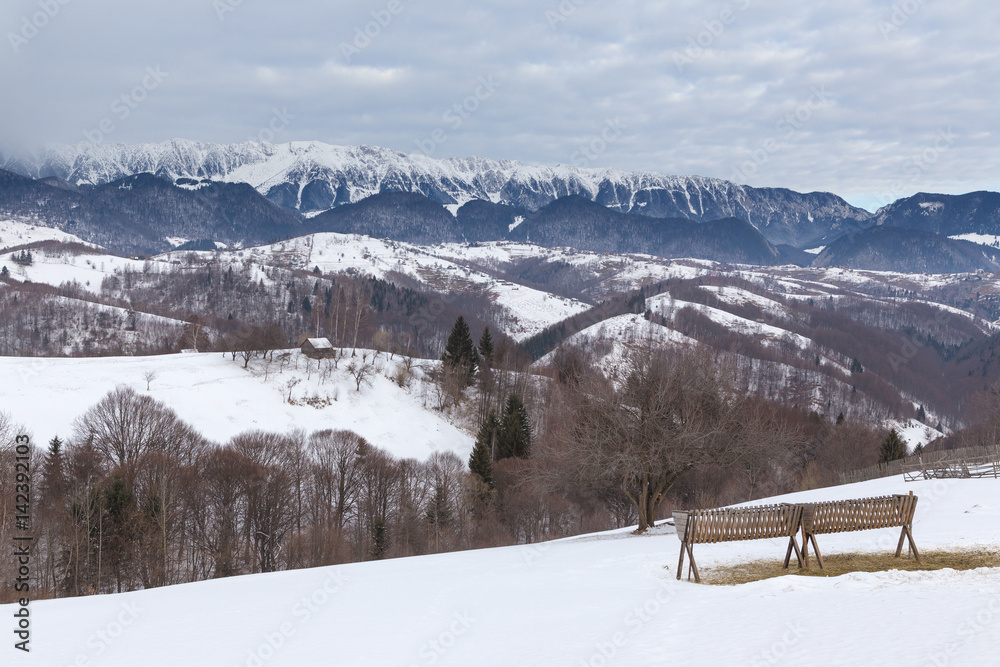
1;139;870;247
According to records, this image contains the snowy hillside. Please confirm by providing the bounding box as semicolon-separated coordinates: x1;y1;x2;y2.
0;350;472;461
168;234;592;343
0;218;91;250
3;475;997;666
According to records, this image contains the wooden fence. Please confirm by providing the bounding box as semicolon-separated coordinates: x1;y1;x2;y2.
674;493;920;583
840;444;1000;485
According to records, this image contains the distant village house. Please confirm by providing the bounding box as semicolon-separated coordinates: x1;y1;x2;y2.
301;337;336;359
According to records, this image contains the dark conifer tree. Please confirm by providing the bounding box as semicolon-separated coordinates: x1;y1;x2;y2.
442;316;480;384
478;326;495;366
40;436;67;511
878;429;907;464
469;412;498;484
496;394;531;460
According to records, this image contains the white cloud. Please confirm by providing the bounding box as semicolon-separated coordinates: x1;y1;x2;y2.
1;0;999;207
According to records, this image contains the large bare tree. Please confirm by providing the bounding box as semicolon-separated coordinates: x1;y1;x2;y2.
542;343;788;532
73;386;202;481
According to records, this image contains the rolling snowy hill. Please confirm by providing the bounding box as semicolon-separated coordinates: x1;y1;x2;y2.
2;475;997;666
0;349;472;461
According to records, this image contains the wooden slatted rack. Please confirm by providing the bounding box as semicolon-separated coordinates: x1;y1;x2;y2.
673;492;920;583
673;503;804;583
800;492;920;569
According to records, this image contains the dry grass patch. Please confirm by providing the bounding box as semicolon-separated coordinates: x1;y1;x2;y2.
699;549;1000;586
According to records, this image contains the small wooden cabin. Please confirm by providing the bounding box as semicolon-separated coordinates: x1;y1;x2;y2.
301;337;335;359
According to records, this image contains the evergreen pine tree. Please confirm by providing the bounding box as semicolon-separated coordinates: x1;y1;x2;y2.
850;357;864;373
442;316;480;384
40;436;67;510
469;412;498;484
836;412;845;425
426;482;452;528
878;429;907;464
917;405;926;422
0;265;8;278
371;521;388;559
478;326;495;366
496;394;531;459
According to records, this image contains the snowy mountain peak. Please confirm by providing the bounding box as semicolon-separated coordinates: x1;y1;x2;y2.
3;140;871;247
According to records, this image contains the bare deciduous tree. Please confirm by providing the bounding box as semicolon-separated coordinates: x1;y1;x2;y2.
73;386;192;478
541;344;788;532
347;360;375;392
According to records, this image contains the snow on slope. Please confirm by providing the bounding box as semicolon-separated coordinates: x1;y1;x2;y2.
647;293;813;350
698;284;793;318
430;241;717;296
0;219;91;251
0;350;471;461
3;248;149;294
10;139;743;210
950;233;1000;248
4;476;997;666
200;234;592;342
536;314;695;373
893;418;945;451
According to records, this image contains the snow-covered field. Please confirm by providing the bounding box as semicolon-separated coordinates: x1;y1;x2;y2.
3;476;997;666
0;349;472;461
0;219;91;251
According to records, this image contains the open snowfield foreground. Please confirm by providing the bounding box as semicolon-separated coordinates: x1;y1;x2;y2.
4;476;998;666
0;350;471;461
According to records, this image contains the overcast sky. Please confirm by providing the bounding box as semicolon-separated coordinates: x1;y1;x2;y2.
2;0;998;210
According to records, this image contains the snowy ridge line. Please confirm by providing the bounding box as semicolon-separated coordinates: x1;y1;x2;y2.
10;139;737;196
3;139;873;250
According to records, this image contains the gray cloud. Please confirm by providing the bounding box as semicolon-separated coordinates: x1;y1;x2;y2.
2;0;997;210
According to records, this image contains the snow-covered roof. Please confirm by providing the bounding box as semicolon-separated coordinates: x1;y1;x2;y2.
304;337;333;349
